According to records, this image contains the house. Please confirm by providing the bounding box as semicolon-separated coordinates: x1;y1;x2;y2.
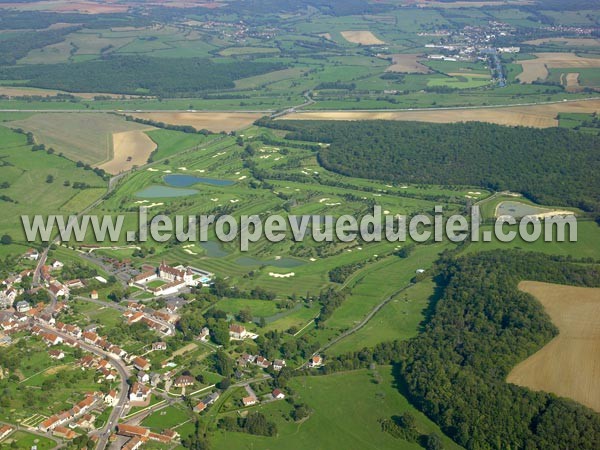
152;341;167;351
82;331;99;345
174;375;195;388
242;396;257;407
51;260;64;269
117;424;150;438
104;390;119;407
133;357;151;371
198;326;210;341
122;436;145;450
24;248;40;260
193;401;206;413
273;359;286;371
272;389;285;400
229;324;247;340
48;282;68;298
129;382;151;403
53;425;77;440
90;290;98;300
49;349;65;360
203;391;220;405
255;356;271;369
15;301;30;313
137;371;150;384
0;424;14;441
149;373;161;387
41;332;63;346
308;355;323;368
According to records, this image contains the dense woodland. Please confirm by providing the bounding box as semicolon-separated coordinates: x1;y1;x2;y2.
0;56;285;97
402;251;600;450
260;119;600;212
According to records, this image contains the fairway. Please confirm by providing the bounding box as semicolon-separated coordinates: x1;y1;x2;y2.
128;112;264;132
8;112;155;166
341;30;385;45
507;281;600;413
284;99;600;128
99;130;157;174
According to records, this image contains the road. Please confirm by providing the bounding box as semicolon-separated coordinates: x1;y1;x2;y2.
36;323;131;450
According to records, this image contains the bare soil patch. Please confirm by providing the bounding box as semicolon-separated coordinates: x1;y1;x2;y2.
129;112;263;132
507;281;600;413
100;130;157;174
563;72;581;92
383;54;430;73
341;30;385;45
518;52;600;83
286;100;600;128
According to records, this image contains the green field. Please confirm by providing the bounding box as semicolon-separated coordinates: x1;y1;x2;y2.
211;367;463;450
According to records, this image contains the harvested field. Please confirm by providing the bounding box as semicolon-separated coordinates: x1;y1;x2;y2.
517;53;600;83
563;72;581;92
99;130;157;174
0;86;146;100
415;0;533;7
0;1;129;13
129;112;263;132
524;38;600;47
285;99;600;129
507;281;600;413
8;112;154;166
341;30;385;45
384;54;430;73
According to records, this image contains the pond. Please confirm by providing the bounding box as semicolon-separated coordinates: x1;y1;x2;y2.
495;201;551;218
135;185;198;198
164;174;235;187
236;256;306;268
200;241;230;258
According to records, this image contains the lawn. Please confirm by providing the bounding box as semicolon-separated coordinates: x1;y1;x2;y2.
211;367;463;450
0;431;56;450
141;405;192;431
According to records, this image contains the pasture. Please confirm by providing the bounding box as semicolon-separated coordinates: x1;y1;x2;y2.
507;281;600;413
8;112;155;166
211;367;463;450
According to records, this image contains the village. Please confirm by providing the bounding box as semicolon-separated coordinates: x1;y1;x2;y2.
0;246;323;449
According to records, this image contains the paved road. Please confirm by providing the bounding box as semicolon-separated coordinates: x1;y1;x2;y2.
36;323;131;450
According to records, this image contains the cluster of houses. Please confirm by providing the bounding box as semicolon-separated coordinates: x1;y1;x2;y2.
122;301;179;336
0;268;33;309
238;353;286;372
0;301;68;343
78;354;119;382
193;391;220;413
38;392;101;437
0;424;15;442
116;424;179;450
129;262;211;297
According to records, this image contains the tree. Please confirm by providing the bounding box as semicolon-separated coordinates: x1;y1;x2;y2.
0;235;12;245
236;308;253;323
424;433;444;450
46;174;54;183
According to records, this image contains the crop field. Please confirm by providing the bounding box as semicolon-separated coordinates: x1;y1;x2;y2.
99;130;157;174
385;54;430;73
128;112;264;132
8;112;155;166
517;53;600;83
285;99;600;128
524;38;600;47
0;0;129;13
340;30;385;45
211;367;463;450
507;281;600;413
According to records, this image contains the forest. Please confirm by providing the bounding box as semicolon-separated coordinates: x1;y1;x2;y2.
263;120;600;212
0;56;285;97
400;250;600;450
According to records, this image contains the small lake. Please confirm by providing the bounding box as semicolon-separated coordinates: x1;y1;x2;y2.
135;185;198;198
496;201;550;218
200;241;230;258
164;174;235;187
236;256;306;268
